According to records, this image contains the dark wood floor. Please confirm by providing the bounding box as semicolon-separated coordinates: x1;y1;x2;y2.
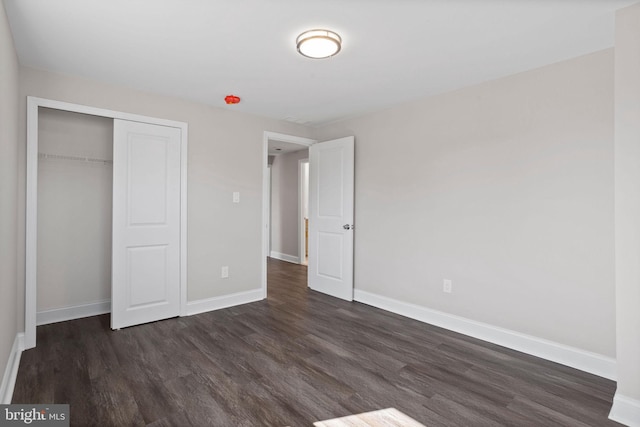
14;258;620;426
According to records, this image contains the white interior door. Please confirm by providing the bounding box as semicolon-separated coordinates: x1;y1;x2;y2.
112;119;181;329
308;136;355;301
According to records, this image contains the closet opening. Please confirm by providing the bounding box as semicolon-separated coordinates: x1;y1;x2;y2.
36;108;114;327
25;97;189;349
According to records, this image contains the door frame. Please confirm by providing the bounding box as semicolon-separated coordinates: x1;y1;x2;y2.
265;164;272;256
298;158;309;265
25;96;189;349
261;131;316;298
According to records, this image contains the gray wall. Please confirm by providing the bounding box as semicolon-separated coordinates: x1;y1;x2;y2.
0;0;20;390
315;49;616;357
614;2;640;406
270;149;308;260
17;65;313;325
37;108;113;312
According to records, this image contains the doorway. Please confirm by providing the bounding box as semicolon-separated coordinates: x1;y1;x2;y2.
35;108;113;327
262;132;356;302
267;142;309;264
262;132;316;298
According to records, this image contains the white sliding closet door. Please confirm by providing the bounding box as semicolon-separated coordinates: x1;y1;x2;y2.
112;120;182;329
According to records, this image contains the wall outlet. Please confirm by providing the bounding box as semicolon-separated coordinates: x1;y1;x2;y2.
221;266;229;278
443;279;452;293
233;192;240;203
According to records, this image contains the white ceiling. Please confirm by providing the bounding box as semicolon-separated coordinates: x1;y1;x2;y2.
268;139;308;156
4;0;635;126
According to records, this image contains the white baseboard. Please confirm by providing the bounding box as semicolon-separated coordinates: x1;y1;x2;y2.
610;393;640;427
270;251;300;264
37;300;111;326
0;333;24;404
186;289;263;316
354;289;616;380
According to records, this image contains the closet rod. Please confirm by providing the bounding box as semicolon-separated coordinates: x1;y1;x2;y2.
38;152;113;165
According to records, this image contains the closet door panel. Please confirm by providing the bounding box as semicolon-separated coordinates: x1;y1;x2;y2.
112;120;181;329
128;137;169;225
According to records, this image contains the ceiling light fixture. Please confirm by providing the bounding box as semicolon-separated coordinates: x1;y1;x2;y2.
296;29;342;59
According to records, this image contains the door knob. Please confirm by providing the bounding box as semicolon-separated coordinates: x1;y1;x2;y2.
343;224;354;230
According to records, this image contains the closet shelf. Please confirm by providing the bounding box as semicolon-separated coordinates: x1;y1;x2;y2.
38;152;113;165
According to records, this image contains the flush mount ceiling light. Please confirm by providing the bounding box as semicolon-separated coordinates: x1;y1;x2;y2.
296;29;342;59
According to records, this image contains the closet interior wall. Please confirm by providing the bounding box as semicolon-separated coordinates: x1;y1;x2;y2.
37;107;113;320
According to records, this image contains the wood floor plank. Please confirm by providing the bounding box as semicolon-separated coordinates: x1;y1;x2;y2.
89;367;146;427
12;258;622;426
